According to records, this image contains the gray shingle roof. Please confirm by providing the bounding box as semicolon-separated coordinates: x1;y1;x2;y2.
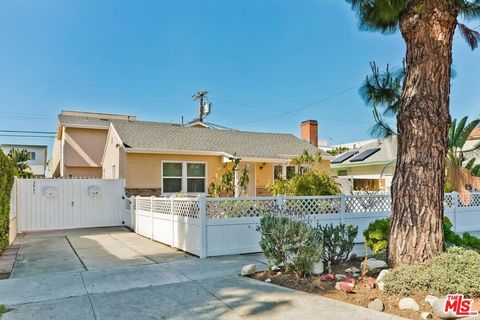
112;120;328;160
59;114;114;129
331;136;397;166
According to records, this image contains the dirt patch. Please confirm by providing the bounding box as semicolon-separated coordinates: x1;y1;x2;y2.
250;260;456;320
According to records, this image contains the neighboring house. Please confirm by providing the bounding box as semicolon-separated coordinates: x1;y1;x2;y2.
469;127;480;141
50;110;136;178
329;137;397;192
50;111;332;196
0;144;48;177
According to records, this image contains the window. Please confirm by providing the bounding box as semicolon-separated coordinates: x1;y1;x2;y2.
273;165;283;180
29;152;36;160
338;170;348;176
162;162;206;194
286;166;296;179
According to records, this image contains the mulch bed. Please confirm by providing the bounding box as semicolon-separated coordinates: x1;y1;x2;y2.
0;244;20;279
250;259;457;320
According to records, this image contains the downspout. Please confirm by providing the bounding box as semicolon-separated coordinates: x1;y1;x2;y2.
379;160;395;192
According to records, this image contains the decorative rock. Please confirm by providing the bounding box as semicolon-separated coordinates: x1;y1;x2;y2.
361;258;388;272
368;298;385;312
345;266;361;274
265;278;271;283
363;277;376;289
340;282;355;293
352;272;360;279
376;269;390;291
399;298;420;312
276;271;282;276
312;262;324;275
241;264;256;276
425;295;438;307
342;277;356;285
421;312;433;320
271;265;281;271
335;274;347;280
319;274;335;281
432;298;462;319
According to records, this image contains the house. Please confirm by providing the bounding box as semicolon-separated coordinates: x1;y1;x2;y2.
50;111;332;196
329;137;397;192
49;110;136;178
0;144;48;177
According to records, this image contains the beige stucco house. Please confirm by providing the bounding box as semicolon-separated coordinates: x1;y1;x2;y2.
50;111;332;196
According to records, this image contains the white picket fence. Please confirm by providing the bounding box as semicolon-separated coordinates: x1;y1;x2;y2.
132;192;480;258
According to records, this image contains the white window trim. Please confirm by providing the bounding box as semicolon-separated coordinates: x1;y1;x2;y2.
161;160;207;195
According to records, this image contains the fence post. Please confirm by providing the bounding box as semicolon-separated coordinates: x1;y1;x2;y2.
340;194;346;224
150;196;154;240
276;194;284;211
170;195;175;248
129;196;134;230
452;192;458;233
198;194;207;258
135;196;139;233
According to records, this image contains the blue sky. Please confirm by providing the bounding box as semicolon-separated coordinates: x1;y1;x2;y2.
0;0;478;151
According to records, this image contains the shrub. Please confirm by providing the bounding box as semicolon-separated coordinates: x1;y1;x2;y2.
384;247;480;296
0;150;14;251
363;217;480;256
363;218;389;256
257;213;323;277
316;223;358;265
269;171;340;196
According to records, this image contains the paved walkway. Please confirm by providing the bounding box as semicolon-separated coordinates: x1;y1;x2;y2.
0;228;405;319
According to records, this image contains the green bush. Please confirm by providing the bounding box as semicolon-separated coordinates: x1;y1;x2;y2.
363;218;390;256
384;247;480;296
363;217;480;256
316;223;358;265
269;171;340;196
257;213;323;277
0;150;14;251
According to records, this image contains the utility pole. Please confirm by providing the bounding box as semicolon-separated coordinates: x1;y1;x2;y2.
192;90;208;122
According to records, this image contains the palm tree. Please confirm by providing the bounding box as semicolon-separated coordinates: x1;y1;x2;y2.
346;1;480;267
8;149;32;178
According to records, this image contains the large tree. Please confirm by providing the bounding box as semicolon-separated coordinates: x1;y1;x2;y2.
346;0;480;267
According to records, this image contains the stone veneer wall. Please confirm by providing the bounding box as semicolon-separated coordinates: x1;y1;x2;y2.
125;188;162;197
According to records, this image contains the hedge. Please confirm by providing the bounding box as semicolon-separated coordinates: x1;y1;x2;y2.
0;149;14;251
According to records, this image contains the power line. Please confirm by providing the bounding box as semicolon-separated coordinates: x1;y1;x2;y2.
0;130;56;134
227;83;362;125
0;134;55;138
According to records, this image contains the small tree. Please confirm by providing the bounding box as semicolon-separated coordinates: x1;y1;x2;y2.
327;146;350;157
8;149;32;178
208;157;249;197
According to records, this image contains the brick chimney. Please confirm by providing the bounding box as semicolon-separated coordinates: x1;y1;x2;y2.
301;120;318;146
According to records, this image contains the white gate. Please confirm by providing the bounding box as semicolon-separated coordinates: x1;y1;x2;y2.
16;179;127;232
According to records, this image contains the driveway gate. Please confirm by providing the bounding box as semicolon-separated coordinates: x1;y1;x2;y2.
15;178;128;232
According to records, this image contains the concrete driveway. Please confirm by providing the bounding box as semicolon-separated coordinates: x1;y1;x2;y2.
0;227;405;320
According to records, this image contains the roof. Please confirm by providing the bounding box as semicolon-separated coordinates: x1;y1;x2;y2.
58;111;136;129
0;144;48;149
469;127;480;140
112;120;329;160
331;136;397;167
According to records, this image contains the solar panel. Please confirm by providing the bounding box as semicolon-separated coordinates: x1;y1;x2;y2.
350;147;381;162
331;150;358;164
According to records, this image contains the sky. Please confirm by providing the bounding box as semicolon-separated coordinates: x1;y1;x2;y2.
0;0;479;153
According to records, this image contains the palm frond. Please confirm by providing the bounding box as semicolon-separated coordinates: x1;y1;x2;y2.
346;0;405;34
458;23;480;50
456;118;480;148
453;116;469;146
456;0;480;20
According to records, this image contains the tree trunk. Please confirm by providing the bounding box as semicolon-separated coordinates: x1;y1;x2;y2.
388;1;458;267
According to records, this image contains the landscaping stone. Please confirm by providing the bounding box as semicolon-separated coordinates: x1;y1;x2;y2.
421;312;433;320
352;272;360;279
432;298;462;319
265;278;271;283
345;266;360;274
312;262;324;275
361;258;388;272
376;269;390;291
425;295;438;307
368;298;384;312
319;274;335;281
335;281;355;293
363;277;376;289
335;274;347;280
399;297;420;311
240;264;256;276
276;271;282;276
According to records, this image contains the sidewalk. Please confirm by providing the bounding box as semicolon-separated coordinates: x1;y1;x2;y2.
0;254;405;320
